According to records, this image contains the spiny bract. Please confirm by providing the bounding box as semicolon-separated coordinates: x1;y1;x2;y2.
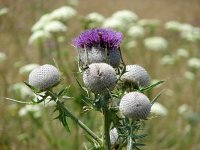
83;63;117;94
119;92;151;119
28;64;60;90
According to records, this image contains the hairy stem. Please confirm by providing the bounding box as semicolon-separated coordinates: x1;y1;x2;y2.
47;91;102;144
102;95;111;150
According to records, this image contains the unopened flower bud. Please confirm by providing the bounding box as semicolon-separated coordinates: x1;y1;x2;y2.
119;92;151;119
110;128;119;146
83;63;117;94
121;65;150;87
28;64;60;90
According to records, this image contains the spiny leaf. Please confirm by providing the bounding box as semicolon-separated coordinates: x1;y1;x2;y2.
151;92;162;104
140;80;164;92
24;81;40;93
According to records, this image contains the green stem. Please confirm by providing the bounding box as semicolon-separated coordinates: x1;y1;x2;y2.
102;95;111;150
47;91;102;144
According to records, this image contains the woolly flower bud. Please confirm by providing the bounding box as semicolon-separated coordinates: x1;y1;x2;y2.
44;21;67;33
83;63;117;94
119;92;151;119
110;128;119;146
50;6;77;22
144;36;168;51
121;65;150;87
78;47;121;68
28;64;60;90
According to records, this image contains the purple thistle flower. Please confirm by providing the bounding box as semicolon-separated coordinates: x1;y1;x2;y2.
73;28;123;50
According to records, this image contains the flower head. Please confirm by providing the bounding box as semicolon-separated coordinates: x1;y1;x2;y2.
28;64;60;90
73;28;123;50
119;92;151;119
83;63;117;94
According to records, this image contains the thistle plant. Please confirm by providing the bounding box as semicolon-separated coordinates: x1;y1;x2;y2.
11;27;164;150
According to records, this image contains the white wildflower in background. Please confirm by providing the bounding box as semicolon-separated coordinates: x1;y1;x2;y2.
138;19;161;28
44;21;67;34
18;105;42;118
164;21;181;32
102;17;124;30
144;36;168;51
184;71;195;81
0;8;9;16
31;14;52;32
187;57;200;69
161;55;175;65
19;64;40;76
178;104;199;123
125;41;138;49
151;102;168;116
180;26;200;42
28;64;61;90
176;48;189;58
178;104;191;115
9;83;34;99
127;25;145;39
179;23;193;33
29;30;50;45
112;10;138;24
50;6;77;22
86;12;105;24
0;52;7;64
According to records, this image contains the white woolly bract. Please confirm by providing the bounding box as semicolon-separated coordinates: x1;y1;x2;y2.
119;92;151;119
28;64;60;90
83;63;117;94
79;47;121;68
110;128;119;146
121;64;150;87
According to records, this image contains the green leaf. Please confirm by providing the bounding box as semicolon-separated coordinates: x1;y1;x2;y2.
151;92;162;104
140;80;164;92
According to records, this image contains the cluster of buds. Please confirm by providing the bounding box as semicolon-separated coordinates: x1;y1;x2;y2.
26;27;160;149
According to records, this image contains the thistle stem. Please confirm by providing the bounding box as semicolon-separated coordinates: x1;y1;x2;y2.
102;95;111;150
47;91;102;144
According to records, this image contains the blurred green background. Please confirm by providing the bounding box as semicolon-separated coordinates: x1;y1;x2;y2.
0;0;200;149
